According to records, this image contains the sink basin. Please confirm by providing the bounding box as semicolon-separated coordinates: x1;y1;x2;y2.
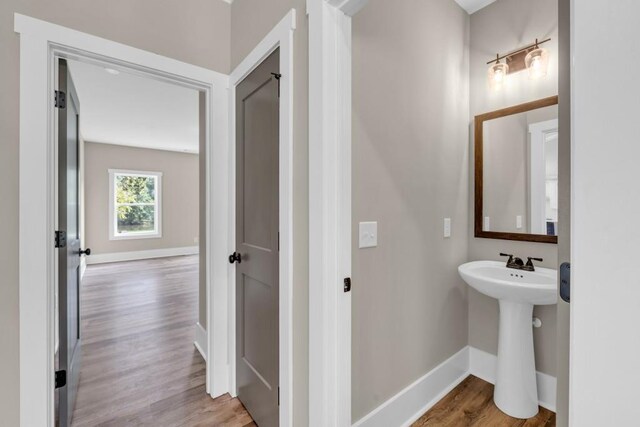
459;260;557;305
458;260;558;419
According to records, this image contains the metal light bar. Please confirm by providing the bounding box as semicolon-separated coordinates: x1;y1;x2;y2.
487;38;551;65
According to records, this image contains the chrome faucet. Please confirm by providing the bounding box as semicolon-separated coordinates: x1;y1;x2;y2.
500;253;543;271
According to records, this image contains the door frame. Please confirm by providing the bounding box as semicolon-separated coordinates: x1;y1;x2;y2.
228;10;296;426
15;14;229;427
307;0;367;425
528;119;559;235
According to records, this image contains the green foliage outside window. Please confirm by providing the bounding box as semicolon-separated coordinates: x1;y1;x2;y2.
116;175;156;233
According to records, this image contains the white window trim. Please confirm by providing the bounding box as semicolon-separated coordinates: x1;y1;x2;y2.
108;169;163;240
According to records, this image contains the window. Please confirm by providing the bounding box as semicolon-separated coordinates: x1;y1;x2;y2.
109;169;162;239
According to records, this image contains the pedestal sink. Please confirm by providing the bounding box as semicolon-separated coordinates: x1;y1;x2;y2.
458;260;557;419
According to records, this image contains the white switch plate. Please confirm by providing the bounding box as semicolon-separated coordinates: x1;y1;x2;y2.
359;221;378;248
484;216;491;231
444;218;451;238
516;215;523;229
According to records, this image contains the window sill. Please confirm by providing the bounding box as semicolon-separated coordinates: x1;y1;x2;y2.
109;233;162;241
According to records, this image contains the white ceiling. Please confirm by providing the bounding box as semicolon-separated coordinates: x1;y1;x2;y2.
454;0;497;14
226;0;494;13
68;60;200;153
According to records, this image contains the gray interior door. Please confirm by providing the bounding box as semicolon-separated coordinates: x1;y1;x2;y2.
57;58;85;427
234;48;280;427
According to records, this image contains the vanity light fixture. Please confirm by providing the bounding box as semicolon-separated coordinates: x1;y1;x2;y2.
487;38;551;88
488;54;509;90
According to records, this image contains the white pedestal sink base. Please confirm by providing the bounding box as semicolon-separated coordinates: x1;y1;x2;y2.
494;300;539;419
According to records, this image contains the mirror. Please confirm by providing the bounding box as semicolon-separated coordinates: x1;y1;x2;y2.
475;96;558;243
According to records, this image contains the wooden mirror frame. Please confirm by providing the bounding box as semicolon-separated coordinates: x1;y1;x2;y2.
474;95;559;243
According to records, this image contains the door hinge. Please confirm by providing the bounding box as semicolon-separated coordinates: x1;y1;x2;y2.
271;73;281;98
55;370;66;389
344;277;352;293
54;90;66;109
55;230;67;248
278;386;280;406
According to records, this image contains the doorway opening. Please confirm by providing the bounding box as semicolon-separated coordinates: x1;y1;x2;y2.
54;57;254;426
17;12;295;427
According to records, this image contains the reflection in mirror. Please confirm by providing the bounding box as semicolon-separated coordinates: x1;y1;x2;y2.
475;96;558;243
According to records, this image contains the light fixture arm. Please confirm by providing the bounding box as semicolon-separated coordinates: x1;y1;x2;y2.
487;38;551;65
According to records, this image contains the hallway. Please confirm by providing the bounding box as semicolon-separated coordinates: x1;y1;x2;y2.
71;255;254;426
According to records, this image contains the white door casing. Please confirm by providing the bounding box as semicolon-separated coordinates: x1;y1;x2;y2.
308;0;368;425
529;119;559;235
15;14;228;427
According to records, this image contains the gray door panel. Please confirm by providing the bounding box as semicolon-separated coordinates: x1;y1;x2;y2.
236;48;280;427
57;58;83;427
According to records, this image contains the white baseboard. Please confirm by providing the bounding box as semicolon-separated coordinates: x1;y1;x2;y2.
85;246;199;265
194;322;207;361
469;346;557;412
352;346;557;427
352;347;469;427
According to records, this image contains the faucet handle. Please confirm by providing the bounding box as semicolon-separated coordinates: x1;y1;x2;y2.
499;253;514;263
525;257;543;270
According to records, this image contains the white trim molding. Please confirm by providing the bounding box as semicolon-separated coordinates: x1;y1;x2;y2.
194;322;208;361
15;13;228;427
228;9;296;427
108;169;163;240
352;347;557;427
469;347;557;412
85;246;198;265
352;348;469;427
528;119;559;235
308;0;366;425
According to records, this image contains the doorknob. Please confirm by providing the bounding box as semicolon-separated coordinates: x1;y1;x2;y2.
228;252;242;264
79;248;91;256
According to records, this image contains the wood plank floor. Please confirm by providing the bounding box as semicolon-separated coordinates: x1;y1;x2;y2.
412;375;555;427
71;255;255;427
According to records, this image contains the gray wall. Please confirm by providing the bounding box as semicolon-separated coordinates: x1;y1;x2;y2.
468;0;559;376
482;106;558;234
230;2;309;425
0;1;230;423
84;142;199;255
483;114;529;233
351;0;470;421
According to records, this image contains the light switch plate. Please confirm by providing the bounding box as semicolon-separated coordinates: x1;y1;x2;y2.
444;218;451;238
359;221;378;248
516;215;523;229
484;216;491;231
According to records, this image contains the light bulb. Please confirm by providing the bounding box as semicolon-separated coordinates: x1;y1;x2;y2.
488;61;509;90
525;47;549;80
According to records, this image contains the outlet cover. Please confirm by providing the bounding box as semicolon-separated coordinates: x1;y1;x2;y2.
444;218;451;238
